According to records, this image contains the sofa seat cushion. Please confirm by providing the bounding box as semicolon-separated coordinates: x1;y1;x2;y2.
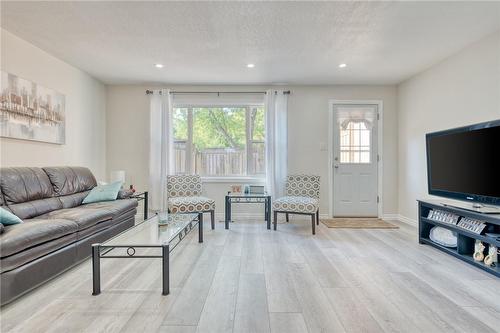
81;199;138;218
37;208;112;231
1;233;77;273
272;196;319;214
77;209;136;241
168;196;215;213
0;219;78;258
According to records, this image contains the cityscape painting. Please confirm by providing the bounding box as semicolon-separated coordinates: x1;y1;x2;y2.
0;71;65;144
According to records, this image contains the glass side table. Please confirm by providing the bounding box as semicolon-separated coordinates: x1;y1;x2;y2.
224;192;272;230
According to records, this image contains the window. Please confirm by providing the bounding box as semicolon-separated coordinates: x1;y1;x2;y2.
173;105;265;177
339;121;371;163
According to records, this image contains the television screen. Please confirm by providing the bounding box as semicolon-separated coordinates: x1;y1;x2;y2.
426;120;500;205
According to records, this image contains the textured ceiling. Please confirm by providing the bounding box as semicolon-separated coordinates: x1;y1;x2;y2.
2;1;500;85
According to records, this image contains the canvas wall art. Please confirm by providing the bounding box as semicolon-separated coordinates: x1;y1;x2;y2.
0;71;65;144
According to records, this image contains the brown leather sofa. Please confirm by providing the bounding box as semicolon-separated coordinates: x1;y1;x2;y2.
0;167;138;305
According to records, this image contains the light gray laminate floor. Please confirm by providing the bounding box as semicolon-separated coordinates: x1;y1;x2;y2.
1;218;499;332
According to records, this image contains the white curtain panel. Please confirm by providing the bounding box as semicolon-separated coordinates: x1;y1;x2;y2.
149;89;174;211
265;90;288;198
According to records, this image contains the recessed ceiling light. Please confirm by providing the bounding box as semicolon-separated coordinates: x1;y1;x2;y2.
155;63;164;68
247;63;255;68
339;63;347;68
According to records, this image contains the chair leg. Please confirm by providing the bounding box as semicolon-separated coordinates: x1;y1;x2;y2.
311;214;316;235
316;210;319;225
285;213;289;222
210;210;215;230
273;211;278;231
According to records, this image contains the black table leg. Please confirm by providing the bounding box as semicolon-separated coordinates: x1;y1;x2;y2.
198;213;203;243
92;244;101;295
266;197;271;230
225;196;229;230
143;191;149;220
162;244;170;295
264;199;267;221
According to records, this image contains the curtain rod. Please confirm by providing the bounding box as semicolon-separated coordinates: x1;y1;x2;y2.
145;90;291;95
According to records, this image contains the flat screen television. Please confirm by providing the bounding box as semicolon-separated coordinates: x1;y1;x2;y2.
426;119;500;210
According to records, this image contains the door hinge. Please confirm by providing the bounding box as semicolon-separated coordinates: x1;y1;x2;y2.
377;196;380;203
377;154;380;162
377;113;380;120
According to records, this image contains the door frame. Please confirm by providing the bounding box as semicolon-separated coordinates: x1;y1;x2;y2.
328;100;384;218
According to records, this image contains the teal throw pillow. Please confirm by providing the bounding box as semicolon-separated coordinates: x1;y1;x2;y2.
83;181;123;204
0;207;23;225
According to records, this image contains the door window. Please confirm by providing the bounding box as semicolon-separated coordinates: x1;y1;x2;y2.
339;120;371;164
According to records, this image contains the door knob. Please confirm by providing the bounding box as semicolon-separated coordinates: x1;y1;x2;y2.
334;165;339;169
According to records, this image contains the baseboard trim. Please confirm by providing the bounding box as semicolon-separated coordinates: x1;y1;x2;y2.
396;214;417;226
213;212;265;222
382;214;417;226
211;212;330;222
209;212;418;225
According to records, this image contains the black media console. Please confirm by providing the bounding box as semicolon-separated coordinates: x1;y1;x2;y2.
418;200;500;278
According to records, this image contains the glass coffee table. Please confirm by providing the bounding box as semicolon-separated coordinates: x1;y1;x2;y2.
91;212;202;296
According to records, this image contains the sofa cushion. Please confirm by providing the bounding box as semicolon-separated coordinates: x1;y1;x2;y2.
0;167;54;204
75;209;135;240
58;191;90;209
0;219;78;258
82;181;122;204
0;207;23;225
1;233;77;273
0;192;11;214
8;197;63;220
36;208;113;231
42;167;97;196
81;199;138;218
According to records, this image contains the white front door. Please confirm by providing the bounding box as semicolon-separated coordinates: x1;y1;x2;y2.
332;104;379;217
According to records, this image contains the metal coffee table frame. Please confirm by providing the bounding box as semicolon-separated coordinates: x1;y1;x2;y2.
92;212;203;296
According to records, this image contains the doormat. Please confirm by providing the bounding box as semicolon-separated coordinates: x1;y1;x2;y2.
321;218;399;229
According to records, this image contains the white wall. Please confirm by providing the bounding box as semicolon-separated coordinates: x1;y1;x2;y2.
0;29;107;179
106;84;398;218
398;31;500;222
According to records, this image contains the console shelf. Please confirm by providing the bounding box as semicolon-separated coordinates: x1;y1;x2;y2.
418;200;500;278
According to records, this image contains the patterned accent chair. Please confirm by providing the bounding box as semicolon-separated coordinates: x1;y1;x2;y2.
272;175;320;234
167;175;216;229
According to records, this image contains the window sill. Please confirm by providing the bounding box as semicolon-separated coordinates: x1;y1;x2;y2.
201;176;266;184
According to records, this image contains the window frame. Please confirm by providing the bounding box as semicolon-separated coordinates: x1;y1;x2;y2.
172;103;266;181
